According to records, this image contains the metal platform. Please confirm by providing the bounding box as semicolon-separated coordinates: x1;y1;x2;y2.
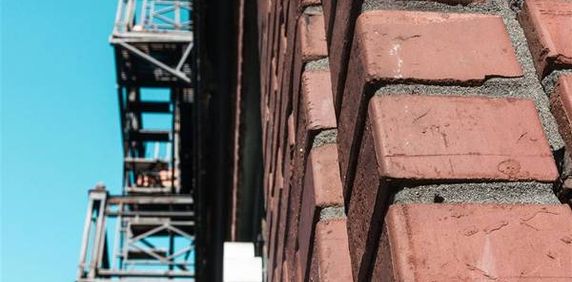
76;1;197;281
111;0;193;86
77;187;195;281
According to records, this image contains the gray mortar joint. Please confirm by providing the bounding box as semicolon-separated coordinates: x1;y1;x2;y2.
304;5;324;15
305;58;330;72
319;206;347;220
393;182;560;205
312;129;338;148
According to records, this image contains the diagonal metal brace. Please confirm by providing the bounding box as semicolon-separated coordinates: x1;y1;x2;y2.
117;41;191;83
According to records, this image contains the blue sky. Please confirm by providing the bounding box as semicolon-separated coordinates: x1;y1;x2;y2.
1;1;124;281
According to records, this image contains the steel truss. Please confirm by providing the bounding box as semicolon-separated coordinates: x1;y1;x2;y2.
77;1;195;281
117;86;182;195
77;187;195;281
111;0;193;85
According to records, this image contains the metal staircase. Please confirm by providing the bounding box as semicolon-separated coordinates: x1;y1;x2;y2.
76;1;195;281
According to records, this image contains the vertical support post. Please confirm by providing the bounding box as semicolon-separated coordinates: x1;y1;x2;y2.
125;0;136;30
87;188;108;279
113;0;125;33
175;1;181;30
173;88;181;194
110;203;124;271
76;196;95;280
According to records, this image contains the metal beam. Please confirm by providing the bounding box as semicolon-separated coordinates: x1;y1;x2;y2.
107;195;194;205
116;41;191;83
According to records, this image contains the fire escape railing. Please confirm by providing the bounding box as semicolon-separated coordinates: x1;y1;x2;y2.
76;1;196;281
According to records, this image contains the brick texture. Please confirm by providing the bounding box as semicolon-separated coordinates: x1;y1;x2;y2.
287;68;336;279
519;0;572;77
347;94;557;280
551;75;572;153
298;144;343;280
310;219;353;282
240;0;572;281
373;204;572;280
338;10;523;202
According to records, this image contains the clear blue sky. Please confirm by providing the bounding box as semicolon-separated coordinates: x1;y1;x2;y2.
1;1;124;281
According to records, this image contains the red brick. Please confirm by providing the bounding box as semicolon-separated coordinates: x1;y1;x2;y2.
298;13;327;62
519;0;572;77
288;113;295;147
261;0;278;102
373;204;572;280
270;4;299;277
310;219;353;282
266;5;310;274
281;1;321;134
269;9;289;202
286;69;336;280
371;95;556;181
274;112;296;282
292;12;328;131
347;95;558;280
268;166;282;282
338;10;523;201
326;0;362;116
281;22;328;277
323;0;490;119
551;75;572;153
321;0;335;42
269;148;284;277
281;259;288;282
294;250;303;282
298;144;344;280
264;59;279;206
272;146;285;277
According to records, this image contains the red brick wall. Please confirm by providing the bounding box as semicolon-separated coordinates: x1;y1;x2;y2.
247;0;572;280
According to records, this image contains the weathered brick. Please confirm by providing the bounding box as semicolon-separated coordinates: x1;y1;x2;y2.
288;113;295;147
338;10;523;202
347;95;558;280
292;12;328;130
373;204;572;280
551;75;572;153
294;250;303;281
519;0;572;77
324;1;487;119
370;95;555;181
321;0;335;43
269;6;289;204
272;146;285;278
280;15;328;278
281;1;321;134
268;163;282;282
309;219;353;282
281;259;289;282
326;0;362;116
287;69;336;279
298;144;344;280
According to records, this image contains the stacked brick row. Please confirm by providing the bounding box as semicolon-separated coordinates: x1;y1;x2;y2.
255;0;572;280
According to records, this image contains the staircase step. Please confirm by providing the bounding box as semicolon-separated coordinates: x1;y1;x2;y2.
126;186;172;194
124;157;169;171
129;129;171;142
129;101;172;113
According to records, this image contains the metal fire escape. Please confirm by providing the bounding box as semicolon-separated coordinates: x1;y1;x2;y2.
76;1;196;281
